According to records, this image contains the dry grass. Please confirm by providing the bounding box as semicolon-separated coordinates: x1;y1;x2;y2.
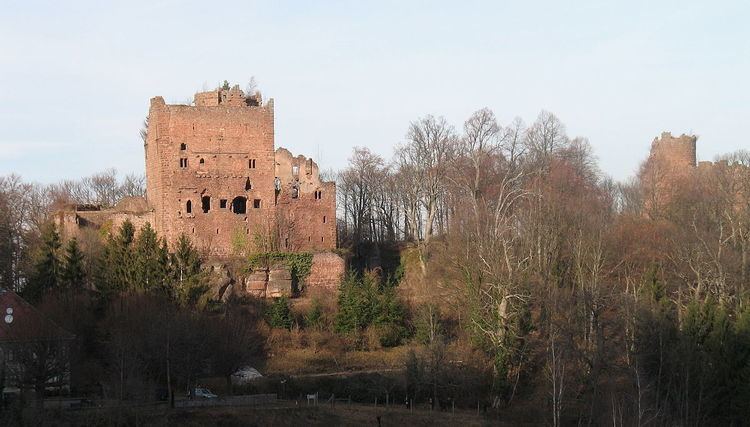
265;344;414;375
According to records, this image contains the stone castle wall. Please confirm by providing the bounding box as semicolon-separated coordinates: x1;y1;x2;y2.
143;87;336;256
145;92;277;255
648;132;696;170
640;132;697;218
58;85;344;297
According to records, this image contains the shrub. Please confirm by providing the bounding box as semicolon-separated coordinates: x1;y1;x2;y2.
304;299;325;330
334;271;409;346
266;296;293;330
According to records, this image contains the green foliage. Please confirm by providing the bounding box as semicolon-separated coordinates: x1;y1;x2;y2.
267;296;293;330
230;226;250;256
247;252;313;293
60;237;85;292
93;223;209;308
97;219;137;297
304;298;324;330
222;80;231;90
638;298;750;423
385;261;405;288
24;223;62;303
171;234;209;308
334;271;408;346
414;304;444;345
132;223;170;294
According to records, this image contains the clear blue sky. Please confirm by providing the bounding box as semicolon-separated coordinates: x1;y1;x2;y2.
1;0;748;183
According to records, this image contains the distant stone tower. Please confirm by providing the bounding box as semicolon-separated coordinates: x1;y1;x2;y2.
640;132;698;218
648;132;697;170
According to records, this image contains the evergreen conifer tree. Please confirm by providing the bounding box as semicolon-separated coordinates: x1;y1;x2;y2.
267;296;293;329
172;234;207;307
60;237;85;292
98;219;136;296
24;223;62;303
133;223;169;293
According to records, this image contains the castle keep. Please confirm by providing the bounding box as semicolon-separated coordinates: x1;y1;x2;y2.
639;131;748;219
58;86;337;258
146;86;335;254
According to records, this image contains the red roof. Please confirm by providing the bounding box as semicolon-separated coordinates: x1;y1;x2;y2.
0;290;75;343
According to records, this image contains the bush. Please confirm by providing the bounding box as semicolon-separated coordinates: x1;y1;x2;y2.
266;297;293;330
334;271;409;346
304;299;325;330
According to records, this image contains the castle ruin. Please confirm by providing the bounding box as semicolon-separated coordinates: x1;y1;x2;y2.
57;85;343;295
639;131;747;219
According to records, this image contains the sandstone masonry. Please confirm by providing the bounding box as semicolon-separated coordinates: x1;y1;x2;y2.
145;86;335;255
56;85;342;293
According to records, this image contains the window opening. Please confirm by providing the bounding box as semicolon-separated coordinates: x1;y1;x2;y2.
249;159;256;169
253;199;261;209
180;143;186;150
245;178;252;191
199;158;205;166
179;158;188;168
220;199;227;209
202;196;211;213
231;196;247;214
292;182;299;199
186;200;192;214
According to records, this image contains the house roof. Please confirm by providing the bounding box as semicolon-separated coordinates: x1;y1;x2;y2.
0;290;75;343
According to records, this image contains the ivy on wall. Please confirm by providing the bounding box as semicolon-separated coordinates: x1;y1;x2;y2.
247;252;313;284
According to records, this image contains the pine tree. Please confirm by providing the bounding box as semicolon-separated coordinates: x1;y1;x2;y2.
24;223;62;303
334;271;405;336
171;234;207;307
97;219;136;297
60;237;85;292
267;297;293;330
133;223;169;293
304;299;324;330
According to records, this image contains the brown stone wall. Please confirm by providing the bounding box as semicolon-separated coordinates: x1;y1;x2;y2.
640;132;698;218
54;197;154;243
649;132;697;170
146;90;277;255
144;87;335;256
274;148;337;252
58;86;336;265
305;252;345;290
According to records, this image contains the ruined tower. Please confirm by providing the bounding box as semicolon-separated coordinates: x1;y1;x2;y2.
648;132;697;170
640;132;698;218
144;86;336;255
